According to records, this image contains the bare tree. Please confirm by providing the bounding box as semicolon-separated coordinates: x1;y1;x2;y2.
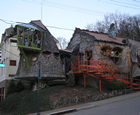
85;12;140;41
57;37;68;49
85;12;125;33
85;23;94;31
86;12;140;41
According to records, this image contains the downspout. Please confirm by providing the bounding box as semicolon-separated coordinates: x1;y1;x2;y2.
20;49;29;70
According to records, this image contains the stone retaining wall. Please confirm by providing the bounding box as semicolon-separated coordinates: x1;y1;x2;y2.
50;89;132;109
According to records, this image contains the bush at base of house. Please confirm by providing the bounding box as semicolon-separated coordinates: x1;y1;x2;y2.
109;81;126;90
6;80;25;96
16;80;25;92
6;80;16;96
66;71;75;87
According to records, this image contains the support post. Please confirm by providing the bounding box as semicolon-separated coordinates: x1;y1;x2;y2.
99;80;101;92
84;74;86;88
37;61;40;115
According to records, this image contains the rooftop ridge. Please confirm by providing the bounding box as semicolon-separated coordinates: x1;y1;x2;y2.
76;28;108;35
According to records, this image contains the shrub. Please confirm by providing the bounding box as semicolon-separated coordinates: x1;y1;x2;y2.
6;79;16;96
109;82;116;90
6;80;25;96
66;71;75;87
29;81;35;90
118;81;126;90
109;81;126;90
16;80;25;92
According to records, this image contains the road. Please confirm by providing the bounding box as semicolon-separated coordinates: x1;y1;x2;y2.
66;91;140;115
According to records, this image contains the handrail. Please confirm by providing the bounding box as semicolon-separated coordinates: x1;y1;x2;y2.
71;60;140;90
133;78;140;81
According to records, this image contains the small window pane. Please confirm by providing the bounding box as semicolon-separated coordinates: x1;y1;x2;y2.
10;60;16;66
11;40;17;46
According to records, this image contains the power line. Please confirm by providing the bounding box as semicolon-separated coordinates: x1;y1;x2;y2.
0;19;15;24
46;25;74;31
100;0;140;10
1;47;20;57
133;0;140;3
110;0;140;8
23;0;105;16
0;18;74;58
24;0;140;15
40;0;105;14
127;0;138;5
0;19;28;25
0;28;72;59
0;18;75;31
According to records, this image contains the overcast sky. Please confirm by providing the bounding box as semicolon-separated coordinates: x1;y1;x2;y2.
0;0;140;42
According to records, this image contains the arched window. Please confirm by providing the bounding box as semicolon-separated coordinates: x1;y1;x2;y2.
43;51;51;57
110;47;123;64
53;53;59;58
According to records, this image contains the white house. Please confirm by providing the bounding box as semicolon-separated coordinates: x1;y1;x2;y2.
0;27;20;102
0;48;1;63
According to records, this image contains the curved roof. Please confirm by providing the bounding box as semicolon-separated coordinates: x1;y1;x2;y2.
79;29;125;44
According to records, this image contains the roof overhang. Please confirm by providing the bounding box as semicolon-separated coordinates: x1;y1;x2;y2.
17;23;44;31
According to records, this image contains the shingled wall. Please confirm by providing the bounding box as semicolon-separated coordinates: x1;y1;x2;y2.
79;34;131;74
16;20;65;80
68;29;132;88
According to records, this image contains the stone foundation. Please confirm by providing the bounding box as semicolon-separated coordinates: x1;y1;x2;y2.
50;89;132;109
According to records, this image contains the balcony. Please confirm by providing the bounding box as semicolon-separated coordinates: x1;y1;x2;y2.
17;23;46;50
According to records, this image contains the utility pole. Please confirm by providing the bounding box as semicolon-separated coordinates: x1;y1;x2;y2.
41;2;43;21
37;61;41;115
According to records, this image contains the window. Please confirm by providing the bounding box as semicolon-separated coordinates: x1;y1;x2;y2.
43;51;51;57
10;60;16;66
32;56;38;62
111;57;120;64
137;53;140;68
53;53;59;58
11;40;17;46
85;50;92;65
85;50;92;60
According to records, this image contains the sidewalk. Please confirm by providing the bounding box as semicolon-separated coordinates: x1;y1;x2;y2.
28;102;95;115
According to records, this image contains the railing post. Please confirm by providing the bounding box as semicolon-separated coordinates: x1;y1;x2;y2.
71;62;72;72
99;80;101;92
78;55;80;71
84;74;86;88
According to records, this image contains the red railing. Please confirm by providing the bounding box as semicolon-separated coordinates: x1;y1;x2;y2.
71;60;140;90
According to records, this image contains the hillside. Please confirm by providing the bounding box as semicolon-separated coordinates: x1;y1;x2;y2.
0;85;111;115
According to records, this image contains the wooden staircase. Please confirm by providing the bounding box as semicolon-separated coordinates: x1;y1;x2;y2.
71;60;140;91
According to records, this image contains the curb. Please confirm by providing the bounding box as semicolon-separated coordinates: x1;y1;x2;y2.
76;105;95;110
45;105;95;115
45;109;76;115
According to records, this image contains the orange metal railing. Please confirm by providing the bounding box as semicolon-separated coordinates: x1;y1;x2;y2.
71;60;140;90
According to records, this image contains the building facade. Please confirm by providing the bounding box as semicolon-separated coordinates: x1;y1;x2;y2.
0;27;20;102
67;28;132;88
15;20;65;89
0;48;1;63
0;21;66;102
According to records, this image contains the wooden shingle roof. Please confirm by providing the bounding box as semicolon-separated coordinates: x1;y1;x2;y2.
77;28;126;45
31;20;59;53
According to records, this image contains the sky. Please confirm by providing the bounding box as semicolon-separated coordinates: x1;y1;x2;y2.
0;0;140;42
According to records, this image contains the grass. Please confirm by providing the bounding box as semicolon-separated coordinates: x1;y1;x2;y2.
0;85;66;115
